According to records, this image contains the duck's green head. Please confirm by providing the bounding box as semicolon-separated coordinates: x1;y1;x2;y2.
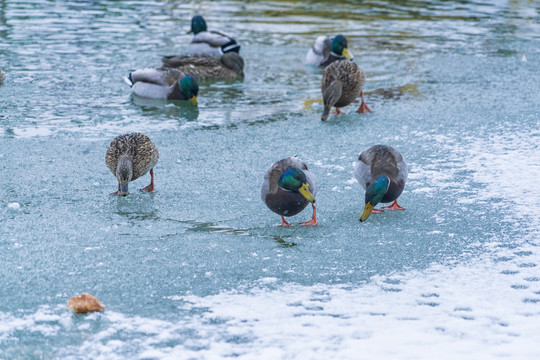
278;167;315;203
331;35;351;60
116;155;133;196
180;76;199;105
360;175;389;222
189;15;207;34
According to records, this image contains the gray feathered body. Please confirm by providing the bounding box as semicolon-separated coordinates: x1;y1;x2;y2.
189;30;240;57
129;68;187;100
261;157;318;217
106;133;159;182
321;60;365;108
354;145;408;203
161;53;244;81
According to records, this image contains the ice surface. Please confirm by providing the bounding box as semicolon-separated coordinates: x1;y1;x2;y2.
1;0;539;358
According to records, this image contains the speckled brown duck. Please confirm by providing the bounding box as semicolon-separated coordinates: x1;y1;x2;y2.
321;60;371;121
161;52;244;81
261;156;318;227
106;133;159;196
354;145;408;222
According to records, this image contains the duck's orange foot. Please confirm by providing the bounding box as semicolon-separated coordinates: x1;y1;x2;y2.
140;184;155;192
299;204;317;226
371;208;384;214
279;216;293;227
382;200;404;211
331;108;343;115
356;91;372;114
300;218;317;226
356;102;372;114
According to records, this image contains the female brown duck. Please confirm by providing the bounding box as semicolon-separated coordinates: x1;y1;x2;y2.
106;133;159;196
321;60;371;121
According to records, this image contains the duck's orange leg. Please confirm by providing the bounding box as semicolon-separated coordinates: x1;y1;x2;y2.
110;184;121;196
371;208;384;214
356;91;372;114
279;216;293;227
141;169;155;192
382;200;404;210
300;204;318;226
331;108;343;115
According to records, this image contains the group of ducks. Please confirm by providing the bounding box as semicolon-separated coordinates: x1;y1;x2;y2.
126;16;371;121
126;15;244;102
261;144;407;226
107;16;408;225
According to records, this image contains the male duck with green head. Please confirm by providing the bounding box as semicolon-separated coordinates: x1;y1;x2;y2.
261;157;318;226
128;68;199;103
305;34;353;68
188;15;241;57
354;145;408;222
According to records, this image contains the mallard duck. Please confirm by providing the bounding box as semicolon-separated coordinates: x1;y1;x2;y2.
321;60;371;121
305;35;353;68
126;68;198;103
106;133;159;196
261;157;318;227
161;52;244;80
354;145;408;222
188;15;240;57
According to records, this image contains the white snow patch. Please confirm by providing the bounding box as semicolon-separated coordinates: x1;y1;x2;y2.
7;202;20;210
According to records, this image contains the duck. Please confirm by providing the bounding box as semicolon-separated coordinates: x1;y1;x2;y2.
188;15;241;57
261;156;318;227
321;60;371;121
106;133;159;196
305;35;353;68
0;70;4;84
161;52;244;81
126;68;198;103
354;145;408;222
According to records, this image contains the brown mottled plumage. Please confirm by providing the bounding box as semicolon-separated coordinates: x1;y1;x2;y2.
105;133;159;196
320;60;371;121
161;52;244;81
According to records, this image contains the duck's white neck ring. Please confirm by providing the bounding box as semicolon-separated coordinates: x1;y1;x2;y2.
330;51;345;59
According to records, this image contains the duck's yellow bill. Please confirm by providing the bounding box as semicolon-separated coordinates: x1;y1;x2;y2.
342;48;351;60
299;183;315;203
190;96;198;105
359;202;374;222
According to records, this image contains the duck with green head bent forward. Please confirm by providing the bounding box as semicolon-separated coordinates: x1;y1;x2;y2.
305;34;353;68
261;157;318;227
354;145;408;222
321;60;371;121
106;133;159;196
127;68;199;103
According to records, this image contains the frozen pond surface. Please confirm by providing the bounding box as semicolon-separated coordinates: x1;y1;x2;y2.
1;0;540;358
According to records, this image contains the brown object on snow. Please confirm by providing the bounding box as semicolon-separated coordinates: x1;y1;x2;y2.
67;293;105;314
